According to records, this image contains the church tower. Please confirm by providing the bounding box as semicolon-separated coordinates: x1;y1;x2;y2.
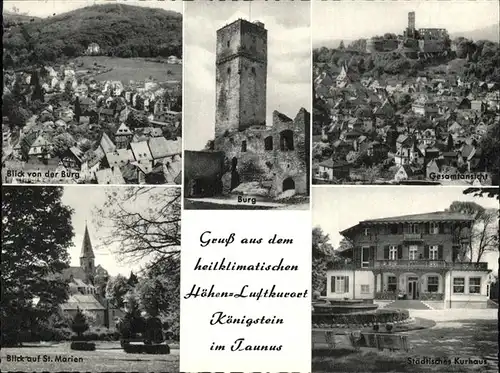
215;19;267;137
80;223;95;282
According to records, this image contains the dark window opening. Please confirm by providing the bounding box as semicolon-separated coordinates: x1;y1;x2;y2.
227;67;231;74
227;41;230;48
279;130;294;151
241;140;247;152
264;136;273;150
282;177;295;192
251;67;256;74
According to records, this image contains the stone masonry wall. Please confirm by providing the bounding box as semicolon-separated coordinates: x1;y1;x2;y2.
214;108;310;197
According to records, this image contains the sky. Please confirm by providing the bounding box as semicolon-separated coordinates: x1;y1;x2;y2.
60;185;162;277
313;0;500;47
3;0;183;17
312;187;500;273
184;0;311;150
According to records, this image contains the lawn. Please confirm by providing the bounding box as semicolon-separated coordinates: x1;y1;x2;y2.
313;318;498;372
72;56;182;83
0;342;179;372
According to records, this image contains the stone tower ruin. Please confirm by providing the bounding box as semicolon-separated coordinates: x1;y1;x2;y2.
407;11;416;38
215;19;268;137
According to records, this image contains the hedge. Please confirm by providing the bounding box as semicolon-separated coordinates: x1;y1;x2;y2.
123;343;170;354
70;341;96;351
70;331;121;341
312;308;410;327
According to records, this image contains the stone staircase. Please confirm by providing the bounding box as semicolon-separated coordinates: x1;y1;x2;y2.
385;299;432;310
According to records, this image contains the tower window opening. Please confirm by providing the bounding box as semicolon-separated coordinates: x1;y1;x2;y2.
227;40;230;48
251;67;256;74
241;140;247;152
227;67;231;74
279;130;294;151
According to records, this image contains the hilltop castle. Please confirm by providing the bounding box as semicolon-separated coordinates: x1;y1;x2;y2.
366;11;450;55
185;19;310;199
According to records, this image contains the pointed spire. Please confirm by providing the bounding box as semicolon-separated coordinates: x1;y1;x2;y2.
80;223;95;259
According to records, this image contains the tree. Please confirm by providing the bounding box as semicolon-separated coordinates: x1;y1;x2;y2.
338;40;345;50
446;134;454;151
463;187;499;200
119;291;145;339
94;187;180;268
94;188;181;340
477;120;499;185
2;187;73;346
471;210;499;263
105;275;130;309
127;271;139;287
126;110;149;128
447;201;498;262
312;227;336;293
71;308;89;338
52;133;76;158
74;97;81;123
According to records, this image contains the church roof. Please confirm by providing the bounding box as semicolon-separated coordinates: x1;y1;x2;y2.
62;266;87;281
60;294;105;311
80;224;95;259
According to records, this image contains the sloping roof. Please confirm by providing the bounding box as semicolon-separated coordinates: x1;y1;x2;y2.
148;137;181;159
62;266;87;281
130;141;153;161
60;294;105;311
105;149;134;167
80;224;95;259
360;211;473;225
115;122;133;136
95;167;126;184
99;132;116;154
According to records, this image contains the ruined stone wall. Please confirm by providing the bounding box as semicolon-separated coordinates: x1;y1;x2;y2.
419;39;446;53
213;108;310;197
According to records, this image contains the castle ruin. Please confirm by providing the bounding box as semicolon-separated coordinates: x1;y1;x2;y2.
184;19;310;199
366;11;450;55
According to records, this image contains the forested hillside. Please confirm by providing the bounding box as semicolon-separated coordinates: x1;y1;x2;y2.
3;4;182;67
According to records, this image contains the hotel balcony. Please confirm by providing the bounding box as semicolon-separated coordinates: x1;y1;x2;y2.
328;260;489;271
373;260;489;271
374;259;447;269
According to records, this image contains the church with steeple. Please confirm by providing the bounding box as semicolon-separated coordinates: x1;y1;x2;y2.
62;223;109;294
60;223;121;327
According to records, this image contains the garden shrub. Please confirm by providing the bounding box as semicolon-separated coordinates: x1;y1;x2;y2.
123;343;170;354
312;308;409;327
70;341;96;351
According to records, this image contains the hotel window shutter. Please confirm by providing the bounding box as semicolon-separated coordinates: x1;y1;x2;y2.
425;223;430;234
384;245;389;259
398;245;403;259
331;276;335;293
424;245;429;259
437;223;442;234
370;246;376;261
438;245;443;259
354;247;361;266
344;276;349;293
